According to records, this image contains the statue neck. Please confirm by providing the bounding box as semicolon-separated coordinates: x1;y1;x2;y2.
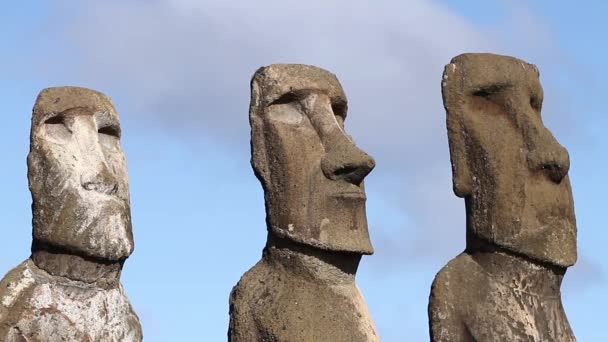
264;234;361;285
467;241;565;298
31;241;122;289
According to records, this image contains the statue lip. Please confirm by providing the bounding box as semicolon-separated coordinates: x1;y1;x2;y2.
82;182;119;196
333;191;366;199
78;188;127;205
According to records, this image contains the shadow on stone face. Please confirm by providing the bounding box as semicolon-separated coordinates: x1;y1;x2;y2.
0;87;142;341
429;53;577;342
229;64;379;342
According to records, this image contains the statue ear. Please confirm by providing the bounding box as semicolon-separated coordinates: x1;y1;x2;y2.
442;63;472;198
446;114;472;197
249;76;271;191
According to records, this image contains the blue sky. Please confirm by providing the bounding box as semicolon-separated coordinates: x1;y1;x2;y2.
0;1;606;341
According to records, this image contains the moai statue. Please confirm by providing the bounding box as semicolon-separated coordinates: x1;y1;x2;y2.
228;65;379;341
429;53;577;341
0;87;142;341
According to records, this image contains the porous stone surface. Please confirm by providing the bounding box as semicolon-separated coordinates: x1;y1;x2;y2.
0;87;142;341
229;64;379;341
429;53;577;341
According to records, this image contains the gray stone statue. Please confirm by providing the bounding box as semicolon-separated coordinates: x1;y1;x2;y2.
0;87;142;341
429;53;577;341
229;64;379;341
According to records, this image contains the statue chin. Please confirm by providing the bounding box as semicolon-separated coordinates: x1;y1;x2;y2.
33;198;133;262
504;220;577;268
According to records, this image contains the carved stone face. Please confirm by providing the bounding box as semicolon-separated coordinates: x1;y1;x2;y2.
443;53;576;267
250;65;375;254
28;87;133;261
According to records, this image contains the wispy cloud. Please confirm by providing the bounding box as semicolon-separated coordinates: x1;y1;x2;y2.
36;0;596;281
10;2;601;341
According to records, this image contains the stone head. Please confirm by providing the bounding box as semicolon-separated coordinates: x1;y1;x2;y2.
250;64;375;254
442;53;576;267
28;87;133;261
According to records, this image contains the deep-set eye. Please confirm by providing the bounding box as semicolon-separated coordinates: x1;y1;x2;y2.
469;84;514;117
267;103;304;125
530;96;542;112
98;125;121;150
473;86;497;98
270;91;303;106
331;101;347;117
45;115;64;125
43;115;71;142
98;125;121;138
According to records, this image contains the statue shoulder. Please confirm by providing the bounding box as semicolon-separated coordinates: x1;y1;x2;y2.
0;261;37;337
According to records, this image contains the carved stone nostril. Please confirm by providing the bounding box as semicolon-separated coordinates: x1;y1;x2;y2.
541;162;567;183
334;165;359;177
82;181;119;195
110;184;119;195
542;164;559;172
83;182;96;191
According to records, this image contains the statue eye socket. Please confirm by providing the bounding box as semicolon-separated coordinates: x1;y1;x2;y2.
44;115;64;125
98;125;120;150
271;92;301;105
331;101;347;128
530;96;542;111
98;125;120;138
44;115;71;142
331;102;346;116
472;83;510;99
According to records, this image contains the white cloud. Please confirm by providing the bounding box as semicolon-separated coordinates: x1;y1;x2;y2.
41;0;490;142
38;0;491;263
39;0;593;262
20;1;602;340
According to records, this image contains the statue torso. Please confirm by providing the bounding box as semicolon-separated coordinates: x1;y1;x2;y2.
230;259;379;342
0;260;142;342
430;253;575;342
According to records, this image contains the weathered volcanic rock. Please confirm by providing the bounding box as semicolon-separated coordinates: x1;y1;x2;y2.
0;87;142;341
429;53;577;341
229;64;379;341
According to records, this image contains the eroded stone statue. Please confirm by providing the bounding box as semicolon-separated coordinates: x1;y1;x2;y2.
0;87;142;341
228;64;379;341
429;53;577;341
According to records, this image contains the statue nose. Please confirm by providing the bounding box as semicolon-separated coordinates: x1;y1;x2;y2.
321;142;376;185
540;160;569;183
527;126;570;183
69;116;120;195
81;166;119;195
298;92;375;185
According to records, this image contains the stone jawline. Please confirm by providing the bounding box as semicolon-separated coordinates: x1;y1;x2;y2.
265;233;362;278
30;240;125;286
466;234;567;275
